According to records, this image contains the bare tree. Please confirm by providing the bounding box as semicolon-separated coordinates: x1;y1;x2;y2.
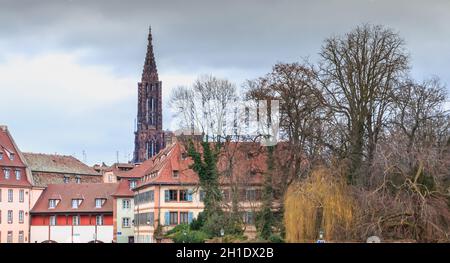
170;75;238;140
317;24;409;184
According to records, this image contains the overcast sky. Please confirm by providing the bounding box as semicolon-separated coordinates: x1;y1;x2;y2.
1;0;449;165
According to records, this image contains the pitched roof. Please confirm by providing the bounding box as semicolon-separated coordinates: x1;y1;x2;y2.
131;142;199;189
0;125;32;187
31;183;118;213
111;179;134;197
126;140;289;190
24;153;100;176
0;125;27;169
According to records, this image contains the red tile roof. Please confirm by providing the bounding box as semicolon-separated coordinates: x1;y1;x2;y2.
0;125;32;187
123;140;289;191
111;179;134;197
130;142;198;189
31;183;119;213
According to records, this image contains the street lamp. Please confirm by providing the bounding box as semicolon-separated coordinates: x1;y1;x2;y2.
220;228;225;243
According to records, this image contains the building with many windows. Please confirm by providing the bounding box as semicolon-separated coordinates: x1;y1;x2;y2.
0;125;36;243
29;183;118;243
111;174;140;243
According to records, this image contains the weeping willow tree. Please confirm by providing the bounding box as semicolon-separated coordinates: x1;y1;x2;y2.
284;167;355;242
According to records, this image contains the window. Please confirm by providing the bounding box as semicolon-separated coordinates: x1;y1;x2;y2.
72;215;80;226
0;189;2;202
122;199;131;209
108;174;113;183
173;170;179;178
180;212;189;224
75;177;81;184
15;169;21;180
19;210;24;223
0;152;3;160
134;212;154;226
245;189;261;201
7;210;13;223
96;215;103;225
179;190;188;201
8;189;13;202
165;190;178;202
129;180;137;189
7;231;13;243
134;191;154;205
222;189;230;202
72;199;80;209
18;231;24;243
0;210;1;224
49;215;56;225
63;176;69;184
95;198;103;208
243;211;255;225
4;168;10;179
122;217;130;228
10;153;14;161
169;212;178;225
49;199;56;209
199;190;206;202
19;189;24;203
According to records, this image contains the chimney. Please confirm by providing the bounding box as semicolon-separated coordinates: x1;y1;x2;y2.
0;125;8;132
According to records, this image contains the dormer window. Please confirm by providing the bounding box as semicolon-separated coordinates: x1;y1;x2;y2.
3;168;10;179
72;199;82;209
49;199;57;209
0;152;3;160
95;198;105;208
10;153;14;161
15;169;21;180
129;180;137;190
173;170;179;178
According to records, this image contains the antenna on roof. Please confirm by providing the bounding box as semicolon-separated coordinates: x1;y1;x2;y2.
116;151;119;163
82;150;87;163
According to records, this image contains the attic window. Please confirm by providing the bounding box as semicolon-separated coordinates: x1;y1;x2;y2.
0;152;3;160
95;198;105;208
173;170;179;178
49;199;58;209
10;153;15;161
72;199;82;209
181;152;187;160
129;180;137;189
3;168;10;179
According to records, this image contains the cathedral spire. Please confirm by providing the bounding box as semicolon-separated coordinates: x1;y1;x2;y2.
142;26;158;82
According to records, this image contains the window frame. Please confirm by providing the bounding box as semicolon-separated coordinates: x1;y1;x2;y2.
96;215;103;225
8;189;13;202
169;211;178;225
72;215;80;226
179;212;189;224
49;215;56;226
19;210;24;224
8;210;13;224
122;217;130;228
48;199;56;209
4;168;10;179
19;189;24;203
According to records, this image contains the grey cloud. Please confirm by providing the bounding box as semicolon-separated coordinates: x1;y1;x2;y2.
1;0;449;164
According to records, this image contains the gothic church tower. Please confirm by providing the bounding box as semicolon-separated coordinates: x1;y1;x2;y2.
133;27;165;163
